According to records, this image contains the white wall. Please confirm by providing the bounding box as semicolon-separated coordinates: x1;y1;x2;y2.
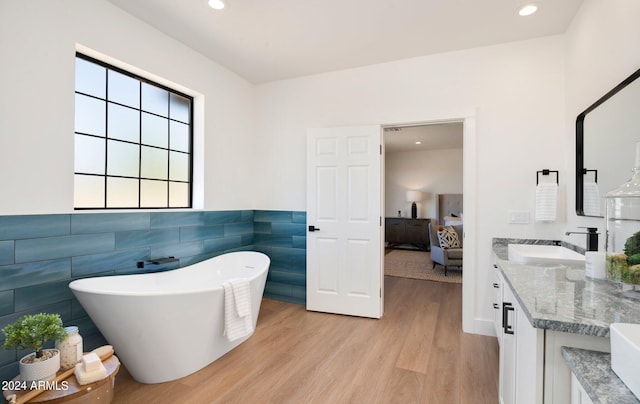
385;148;463;220
0;0;256;214
255;36;567;334
564;0;640;250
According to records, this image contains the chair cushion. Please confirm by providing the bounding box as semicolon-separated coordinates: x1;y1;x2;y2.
445;248;463;259
437;226;461;249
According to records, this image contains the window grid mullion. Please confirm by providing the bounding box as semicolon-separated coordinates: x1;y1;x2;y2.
74;52;192;210
167;93;171;207
138;81;143;209
103;68;109;209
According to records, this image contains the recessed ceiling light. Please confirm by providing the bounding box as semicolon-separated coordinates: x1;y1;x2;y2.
208;0;225;10
415;141;422;145
518;3;538;16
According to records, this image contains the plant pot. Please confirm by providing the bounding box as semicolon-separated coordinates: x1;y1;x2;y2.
19;349;60;383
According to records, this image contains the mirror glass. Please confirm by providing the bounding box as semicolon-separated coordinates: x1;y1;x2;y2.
576;68;640;216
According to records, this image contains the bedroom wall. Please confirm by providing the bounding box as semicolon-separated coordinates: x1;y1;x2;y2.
384;148;463;220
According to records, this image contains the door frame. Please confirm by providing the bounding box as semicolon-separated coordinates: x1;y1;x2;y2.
381;111;477;334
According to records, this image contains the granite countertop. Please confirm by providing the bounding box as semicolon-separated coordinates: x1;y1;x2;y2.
493;238;640;337
562;347;639;404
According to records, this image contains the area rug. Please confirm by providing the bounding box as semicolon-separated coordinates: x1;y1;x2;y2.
384;248;462;284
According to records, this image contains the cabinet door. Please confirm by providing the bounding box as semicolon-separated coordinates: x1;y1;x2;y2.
571;373;594;404
500;285;517;404
405;219;429;246
385;218;404;243
514;299;543;404
544;330;610;403
500;282;543;404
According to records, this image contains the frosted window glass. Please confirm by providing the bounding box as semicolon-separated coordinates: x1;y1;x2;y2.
75;94;106;136
141;146;168;180
108;104;139;142
107;177;139;208
169;182;189;207
75;54;193;209
142;112;168;148
108;70;139;108
169;152;189;182
75;58;105;98
75;135;105;174
142;83;168;117
74;175;104;208
141;180;167;208
107;141;140;177
170;93;190;123
169;121;190;152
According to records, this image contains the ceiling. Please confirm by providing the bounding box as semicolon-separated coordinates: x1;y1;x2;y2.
384;123;463;153
107;0;583;84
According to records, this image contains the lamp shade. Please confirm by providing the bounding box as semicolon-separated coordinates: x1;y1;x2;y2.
406;190;423;202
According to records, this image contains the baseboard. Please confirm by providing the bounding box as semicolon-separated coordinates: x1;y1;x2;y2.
464;317;497;337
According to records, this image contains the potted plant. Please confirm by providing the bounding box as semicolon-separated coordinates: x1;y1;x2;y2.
2;313;68;383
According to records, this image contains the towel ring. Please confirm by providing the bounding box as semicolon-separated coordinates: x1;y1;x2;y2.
536;169;559;185
582;168;598;183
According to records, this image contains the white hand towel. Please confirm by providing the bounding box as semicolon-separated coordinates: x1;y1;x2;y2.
222;279;253;342
535;183;557;222
231;278;250;317
583;181;601;216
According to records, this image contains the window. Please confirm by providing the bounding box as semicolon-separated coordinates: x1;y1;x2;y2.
74;53;193;209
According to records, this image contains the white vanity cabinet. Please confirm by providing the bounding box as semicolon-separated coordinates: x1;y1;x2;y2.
542;330;609;403
570;374;594;404
494;258;610;404
496;267;544;404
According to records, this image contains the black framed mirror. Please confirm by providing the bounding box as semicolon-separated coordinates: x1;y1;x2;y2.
576;67;640;217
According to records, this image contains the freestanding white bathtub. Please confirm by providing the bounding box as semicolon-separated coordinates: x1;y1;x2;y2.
69;251;270;384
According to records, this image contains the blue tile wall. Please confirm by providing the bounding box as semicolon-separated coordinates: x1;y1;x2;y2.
253;210;307;305
0;209;306;382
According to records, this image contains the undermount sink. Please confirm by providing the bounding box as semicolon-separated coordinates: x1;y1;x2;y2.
610;323;640;400
507;244;585;265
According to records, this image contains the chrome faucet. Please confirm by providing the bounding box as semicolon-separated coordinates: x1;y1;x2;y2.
565;227;599;251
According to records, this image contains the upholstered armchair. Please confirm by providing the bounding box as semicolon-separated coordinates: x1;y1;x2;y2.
428;223;463;276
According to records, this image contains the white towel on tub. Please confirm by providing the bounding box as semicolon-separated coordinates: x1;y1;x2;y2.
222;278;253;342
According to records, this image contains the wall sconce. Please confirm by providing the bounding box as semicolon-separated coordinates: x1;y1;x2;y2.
406;190;423;219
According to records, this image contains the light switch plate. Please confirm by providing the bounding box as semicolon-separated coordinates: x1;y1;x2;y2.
508;210;530;224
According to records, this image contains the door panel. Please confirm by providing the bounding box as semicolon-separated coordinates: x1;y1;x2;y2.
317;167;337;220
347;239;370;296
306;125;382;318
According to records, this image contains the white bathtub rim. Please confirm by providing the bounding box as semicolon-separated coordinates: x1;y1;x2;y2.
69;251;270;297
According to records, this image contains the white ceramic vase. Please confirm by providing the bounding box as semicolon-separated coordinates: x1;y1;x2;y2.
19;349;60;383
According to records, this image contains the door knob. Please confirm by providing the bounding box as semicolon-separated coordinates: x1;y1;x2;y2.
308;225;320;232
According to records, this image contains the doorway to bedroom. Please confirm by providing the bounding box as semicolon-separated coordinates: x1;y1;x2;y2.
383;121;464;284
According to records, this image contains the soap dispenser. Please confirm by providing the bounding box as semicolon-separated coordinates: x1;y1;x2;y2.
605;142;640;285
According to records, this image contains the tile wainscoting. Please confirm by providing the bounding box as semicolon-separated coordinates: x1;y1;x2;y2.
0;210;306;382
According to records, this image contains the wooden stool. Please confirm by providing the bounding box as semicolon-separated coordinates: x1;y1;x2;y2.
3;355;120;404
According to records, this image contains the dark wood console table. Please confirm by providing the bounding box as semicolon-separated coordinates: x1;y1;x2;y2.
385;218;430;251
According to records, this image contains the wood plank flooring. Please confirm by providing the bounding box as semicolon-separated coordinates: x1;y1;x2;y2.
113;277;498;403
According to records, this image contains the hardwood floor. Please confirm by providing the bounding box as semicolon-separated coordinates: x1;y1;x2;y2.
113;277;498;403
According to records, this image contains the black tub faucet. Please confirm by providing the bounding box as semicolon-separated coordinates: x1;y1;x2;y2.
565;227;599;251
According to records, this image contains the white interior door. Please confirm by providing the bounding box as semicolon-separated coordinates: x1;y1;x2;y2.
306;125;383;318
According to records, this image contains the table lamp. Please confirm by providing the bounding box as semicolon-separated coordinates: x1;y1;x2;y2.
406;190;423;219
